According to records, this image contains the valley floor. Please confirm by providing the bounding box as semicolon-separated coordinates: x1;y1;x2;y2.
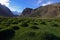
0;17;60;40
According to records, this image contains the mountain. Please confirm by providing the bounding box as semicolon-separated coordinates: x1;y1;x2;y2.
12;11;20;17
20;3;60;18
0;4;14;17
12;11;20;15
20;8;33;17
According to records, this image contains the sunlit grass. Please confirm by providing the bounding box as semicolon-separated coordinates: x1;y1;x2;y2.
0;17;60;40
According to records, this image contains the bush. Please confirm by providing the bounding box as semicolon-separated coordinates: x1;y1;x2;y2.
12;26;20;30
2;22;10;27
52;24;59;27
40;21;46;25
27;32;36;37
0;19;3;22
5;23;10;27
34;22;38;25
12;22;18;24
21;22;28;27
0;28;2;29
0;22;1;24
48;20;52;22
31;25;39;29
0;29;15;40
42;33;60;40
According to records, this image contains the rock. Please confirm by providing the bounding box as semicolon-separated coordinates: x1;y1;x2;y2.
20;8;33;17
0;4;14;17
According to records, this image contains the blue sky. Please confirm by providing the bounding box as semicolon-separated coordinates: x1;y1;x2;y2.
0;0;60;12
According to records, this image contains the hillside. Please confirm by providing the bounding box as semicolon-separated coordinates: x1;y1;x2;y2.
21;3;60;18
0;4;14;17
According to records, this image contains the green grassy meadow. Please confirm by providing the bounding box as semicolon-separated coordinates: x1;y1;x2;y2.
0;17;60;40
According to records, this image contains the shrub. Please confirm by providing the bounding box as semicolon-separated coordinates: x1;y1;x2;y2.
0;29;15;40
0;22;1;24
2;22;10;27
0;19;3;22
52;24;59;27
12;21;18;24
40;21;46;25
12;26;19;30
31;25;39;29
28;32;36;37
21;22;28;27
26;20;31;23
0;28;2;29
5;23;10;27
34;22;38;25
48;20;52;22
42;33;60;40
18;19;25;22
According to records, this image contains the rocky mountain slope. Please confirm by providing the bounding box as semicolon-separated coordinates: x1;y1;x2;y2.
0;4;14;17
20;3;60;18
20;8;33;17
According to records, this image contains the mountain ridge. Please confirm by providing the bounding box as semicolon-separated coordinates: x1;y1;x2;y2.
0;4;14;17
20;3;60;18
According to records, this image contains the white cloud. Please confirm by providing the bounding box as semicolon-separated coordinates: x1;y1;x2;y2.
36;0;42;5
42;1;52;6
37;0;42;4
0;0;20;12
0;0;10;7
36;0;53;6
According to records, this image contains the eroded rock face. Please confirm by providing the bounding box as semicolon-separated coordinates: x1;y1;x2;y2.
30;3;60;17
0;4;14;17
20;8;33;17
20;3;60;18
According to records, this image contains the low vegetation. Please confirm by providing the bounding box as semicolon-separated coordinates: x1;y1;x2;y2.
0;17;60;40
